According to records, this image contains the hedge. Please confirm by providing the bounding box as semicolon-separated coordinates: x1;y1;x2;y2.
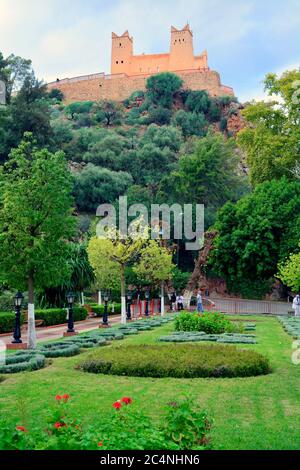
175;312;242;334
278;316;300;339
0;312;25;334
38;342;81;358
0;352;46;374
90;303;121;317
63;336;107;349
79;343;271;378
159;332;257;345
34;307;88;327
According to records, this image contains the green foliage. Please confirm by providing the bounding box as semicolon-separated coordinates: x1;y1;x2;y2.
175;312;240;334
64;101;94;120
133;240;175;285
48;88;64;102
0;312;25;333
74;163;132;212
159;332;256;344
172;268;190;292
278;316;300;340
79;343;271;378
91;100;124;126
0;395;211;450
146;72;183;108
173;110;208;138
0;352;45;374
185;90;211;114
209;178;300;297
38;342;81;358
0;135;76;294
34;307;88;327
278;246;300;292
90;303;121;316
238;69;300;186
147;106;172;125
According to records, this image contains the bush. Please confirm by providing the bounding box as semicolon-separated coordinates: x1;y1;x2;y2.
34;307;88;327
278;316;300;339
38;342;80;358
0;352;46;374
64;336;107;349
90;303;121;317
79;343;271;378
0;312;25;334
146;72;183;108
175;312;241;334
159;332;257;344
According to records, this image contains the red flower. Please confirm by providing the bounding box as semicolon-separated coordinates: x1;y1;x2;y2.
16;426;27;433
113;401;122;410
62;394;70;403
98;441;103;447
121;397;132;405
54;422;65;429
55;395;62;401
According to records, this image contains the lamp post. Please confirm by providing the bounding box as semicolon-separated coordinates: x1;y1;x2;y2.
126;292;132;321
12;292;24;345
64;291;77;336
145;290;150;317
102;292;109;327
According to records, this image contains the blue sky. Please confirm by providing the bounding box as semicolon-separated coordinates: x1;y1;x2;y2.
0;0;299;101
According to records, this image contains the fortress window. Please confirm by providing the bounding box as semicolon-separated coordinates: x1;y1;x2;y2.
119;43;122;47
116;61;119;64
121;60;124;63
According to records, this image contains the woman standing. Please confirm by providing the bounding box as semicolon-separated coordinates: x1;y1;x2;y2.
292;294;300;317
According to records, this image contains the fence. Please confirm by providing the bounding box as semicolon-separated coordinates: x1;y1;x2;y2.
130;299;161;318
203;298;292;315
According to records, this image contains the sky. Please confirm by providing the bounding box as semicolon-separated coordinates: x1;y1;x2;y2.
0;0;299;102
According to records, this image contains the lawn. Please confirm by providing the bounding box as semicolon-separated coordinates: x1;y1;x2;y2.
0;315;299;450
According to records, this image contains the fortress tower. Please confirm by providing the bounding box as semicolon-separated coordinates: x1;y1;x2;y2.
47;24;234;103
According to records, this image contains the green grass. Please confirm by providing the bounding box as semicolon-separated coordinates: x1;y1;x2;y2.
0;315;300;450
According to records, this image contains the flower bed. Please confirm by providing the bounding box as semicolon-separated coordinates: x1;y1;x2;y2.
79;343;271;378
175;312;243;334
159;332;257;344
0;352;46;374
278;316;300;339
38;342;80;358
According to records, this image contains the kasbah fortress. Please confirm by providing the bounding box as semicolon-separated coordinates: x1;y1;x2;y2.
48;24;235;103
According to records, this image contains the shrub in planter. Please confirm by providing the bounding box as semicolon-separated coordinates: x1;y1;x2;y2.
0;352;46;374
34;307;88;327
38;342;80;358
0;312;25;334
79;343;271;378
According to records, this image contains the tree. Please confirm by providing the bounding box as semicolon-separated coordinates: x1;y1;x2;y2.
209;178;300;298
237;69;300;186
0;134;76;348
74;164;133;213
146;72;183;108
278;248;300;293
5;54;33;98
185;90;211;114
173;110;208;138
88;221;148;323
65;101;94;120
48;88;64;102
133;240;175;315
92;100;124;126
147;106;172;125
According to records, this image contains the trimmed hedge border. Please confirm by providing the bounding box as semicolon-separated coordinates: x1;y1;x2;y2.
278;316;300;339
90;303;121;317
38;342;80;358
0;352;46;374
0;312;25;334
159;332;257;345
64;336;108;348
79;343;271;378
35;307;88;327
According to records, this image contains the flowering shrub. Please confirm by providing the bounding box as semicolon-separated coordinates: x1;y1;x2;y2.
0;394;211;450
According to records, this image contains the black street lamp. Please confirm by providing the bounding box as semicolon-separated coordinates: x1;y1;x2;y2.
66;291;75;333
126;292;132;321
12;292;24;344
145;290;150;317
103;292;109;326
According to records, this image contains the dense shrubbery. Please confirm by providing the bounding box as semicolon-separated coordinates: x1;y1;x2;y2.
0;394;211;450
90;303;121;316
34;307;88;327
175;312;242;334
79;343;271;378
0;312;25;333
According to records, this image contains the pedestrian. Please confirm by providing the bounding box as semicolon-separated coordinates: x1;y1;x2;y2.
177;294;184;311
197;290;204;313
171;292;177;311
292;294;300;317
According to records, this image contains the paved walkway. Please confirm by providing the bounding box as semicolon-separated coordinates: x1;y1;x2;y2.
0;316;122;346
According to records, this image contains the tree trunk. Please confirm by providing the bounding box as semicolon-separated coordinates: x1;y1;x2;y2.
161;281;165;316
98;290;102;306
28;274;37;349
81;291;85;307
120;264;126;325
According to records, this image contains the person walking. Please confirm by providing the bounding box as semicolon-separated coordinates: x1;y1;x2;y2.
171;292;177;311
197;290;204;313
292;294;300;317
177;294;184;311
